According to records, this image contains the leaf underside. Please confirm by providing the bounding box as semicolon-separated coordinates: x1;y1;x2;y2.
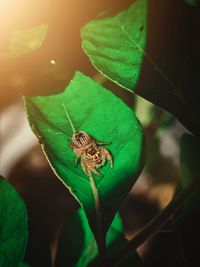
55;209;143;267
81;0;147;91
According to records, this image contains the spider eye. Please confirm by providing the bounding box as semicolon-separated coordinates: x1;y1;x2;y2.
75;132;85;144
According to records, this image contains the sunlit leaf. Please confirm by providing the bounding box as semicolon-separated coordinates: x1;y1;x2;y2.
0;24;48;59
81;0;147;91
55;209;143;267
135;96;155;127
0;176;28;267
24;71;143;241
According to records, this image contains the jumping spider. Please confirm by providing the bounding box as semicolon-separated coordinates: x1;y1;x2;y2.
70;131;113;177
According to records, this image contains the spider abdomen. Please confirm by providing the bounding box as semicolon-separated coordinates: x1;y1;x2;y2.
85;147;102;164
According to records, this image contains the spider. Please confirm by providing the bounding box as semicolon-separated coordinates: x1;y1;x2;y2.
70;131;113;177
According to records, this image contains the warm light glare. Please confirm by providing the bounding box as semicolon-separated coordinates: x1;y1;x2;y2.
50;59;56;65
0;1;48;33
0;1;34;48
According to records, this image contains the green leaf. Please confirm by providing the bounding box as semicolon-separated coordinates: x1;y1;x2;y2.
0;24;48;59
55;209;143;267
24;71;143;241
0;176;28;267
81;0;147;91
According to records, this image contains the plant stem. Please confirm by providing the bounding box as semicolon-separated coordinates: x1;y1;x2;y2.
88;174;108;266
109;177;200;266
60;99;76;133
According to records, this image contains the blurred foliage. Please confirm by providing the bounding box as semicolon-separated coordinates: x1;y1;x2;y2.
141;133;200;267
18;262;30;267
180;134;200;187
0;24;48;59
8;145;80;267
184;0;199;7
55;209;143;267
0;176;28;267
135;96;155;128
134;94;177;186
177;134;200;220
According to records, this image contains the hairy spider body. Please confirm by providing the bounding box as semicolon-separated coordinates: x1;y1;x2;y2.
70;131;113;177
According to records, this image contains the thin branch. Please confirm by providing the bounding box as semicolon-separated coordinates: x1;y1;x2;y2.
109;177;200;266
88;174;108;266
60;99;76;133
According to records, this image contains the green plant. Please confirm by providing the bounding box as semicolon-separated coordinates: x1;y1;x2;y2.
1;0;200;266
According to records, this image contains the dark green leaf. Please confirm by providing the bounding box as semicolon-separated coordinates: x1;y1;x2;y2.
55;208;143;267
169;134;200;266
24;71;143;240
0;176;28;267
180;134;200;188
55;208;95;267
18;262;30;267
81;0;147;91
184;0;198;6
89;212;144;267
179;134;200;217
172;134;200;227
0;24;48;59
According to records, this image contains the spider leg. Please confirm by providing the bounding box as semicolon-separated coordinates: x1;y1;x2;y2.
91;167;103;177
101;148;113;168
81;160;103;177
96;141;112;146
96;157;106;168
81;160;91;177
